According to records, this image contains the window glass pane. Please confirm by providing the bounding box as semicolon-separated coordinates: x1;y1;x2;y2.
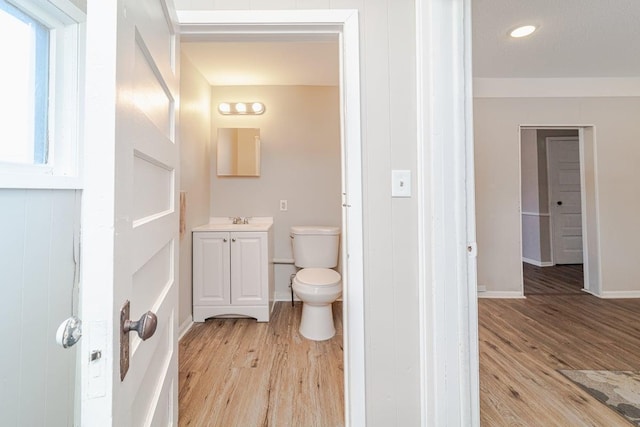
0;0;49;165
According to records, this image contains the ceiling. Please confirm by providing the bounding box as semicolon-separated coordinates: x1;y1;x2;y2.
181;40;339;86
472;0;640;78
181;1;640;85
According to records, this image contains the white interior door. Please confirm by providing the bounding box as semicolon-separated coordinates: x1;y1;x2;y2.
81;0;180;425
548;137;583;264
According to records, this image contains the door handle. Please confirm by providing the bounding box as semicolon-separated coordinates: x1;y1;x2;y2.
124;311;158;340
120;300;158;380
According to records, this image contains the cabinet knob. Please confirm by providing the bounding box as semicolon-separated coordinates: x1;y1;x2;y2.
232;238;236;242
223;238;228;242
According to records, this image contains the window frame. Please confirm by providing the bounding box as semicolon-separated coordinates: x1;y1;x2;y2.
0;0;85;189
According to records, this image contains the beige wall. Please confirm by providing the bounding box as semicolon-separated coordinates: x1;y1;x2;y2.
178;56;212;328
475;96;640;294
176;1;420;425
210;85;342;298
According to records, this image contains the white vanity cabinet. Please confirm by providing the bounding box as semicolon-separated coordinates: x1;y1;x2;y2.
192;220;274;322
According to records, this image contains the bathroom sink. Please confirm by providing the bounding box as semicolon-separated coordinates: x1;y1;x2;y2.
192;217;273;232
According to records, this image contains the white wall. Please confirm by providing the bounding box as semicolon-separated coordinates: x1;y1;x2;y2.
520;128;543;263
210;85;342;299
178;55;212;329
176;1;420;425
0;189;79;426
475;96;640;294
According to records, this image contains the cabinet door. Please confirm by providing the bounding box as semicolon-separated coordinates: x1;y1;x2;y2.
230;232;267;305
193;232;230;305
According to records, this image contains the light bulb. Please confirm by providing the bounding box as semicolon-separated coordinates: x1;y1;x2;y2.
235;103;247;113
510;25;536;38
251;102;264;114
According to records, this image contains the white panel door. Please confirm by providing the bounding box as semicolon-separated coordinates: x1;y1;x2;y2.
81;0;179;425
230;232;267;305
548;137;583;264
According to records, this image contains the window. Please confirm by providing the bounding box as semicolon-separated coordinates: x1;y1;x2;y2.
0;0;50;165
0;0;85;188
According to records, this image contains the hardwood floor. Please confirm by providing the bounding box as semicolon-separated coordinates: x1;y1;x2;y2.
179;266;640;426
179;302;344;427
480;264;640;425
523;263;584;295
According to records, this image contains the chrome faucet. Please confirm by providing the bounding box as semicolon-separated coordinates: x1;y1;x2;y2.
230;216;250;224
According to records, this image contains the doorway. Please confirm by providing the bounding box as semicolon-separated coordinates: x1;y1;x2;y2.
178;9;365;425
519;126;601;296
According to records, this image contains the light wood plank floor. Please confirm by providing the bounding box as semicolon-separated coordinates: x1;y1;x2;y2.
179;302;344;427
481;265;640;425
180;267;640;426
523;263;584;295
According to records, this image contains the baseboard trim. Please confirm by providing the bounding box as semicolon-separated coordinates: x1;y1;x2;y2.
478;291;525;299
178;315;194;341
598;291;640;299
273;292;343;303
523;258;554;267
275;291;299;302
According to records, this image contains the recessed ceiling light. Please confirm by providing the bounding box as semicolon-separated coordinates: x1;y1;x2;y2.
510;25;537;38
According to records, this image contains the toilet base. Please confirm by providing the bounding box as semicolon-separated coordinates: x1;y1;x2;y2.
299;302;335;341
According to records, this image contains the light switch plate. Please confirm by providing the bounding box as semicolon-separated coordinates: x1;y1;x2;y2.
392;170;411;197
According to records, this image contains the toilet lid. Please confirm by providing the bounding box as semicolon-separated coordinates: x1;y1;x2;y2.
296;268;341;286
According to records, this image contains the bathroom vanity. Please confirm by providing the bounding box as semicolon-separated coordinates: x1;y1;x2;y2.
192;217;274;322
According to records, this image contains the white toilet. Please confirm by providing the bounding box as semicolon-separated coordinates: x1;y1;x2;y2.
290;226;342;341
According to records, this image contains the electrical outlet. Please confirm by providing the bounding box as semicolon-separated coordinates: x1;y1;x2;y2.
280;200;288;211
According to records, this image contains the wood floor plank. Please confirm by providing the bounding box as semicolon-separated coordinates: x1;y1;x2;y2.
179;302;344;427
480;265;640;425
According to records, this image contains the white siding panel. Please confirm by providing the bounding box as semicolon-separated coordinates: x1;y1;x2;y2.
0;189;78;427
0;190;27;427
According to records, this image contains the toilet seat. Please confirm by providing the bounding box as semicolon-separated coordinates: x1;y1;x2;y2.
295;268;341;287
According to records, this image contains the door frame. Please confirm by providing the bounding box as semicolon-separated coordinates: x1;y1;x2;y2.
518;126;602;296
178;9;365;425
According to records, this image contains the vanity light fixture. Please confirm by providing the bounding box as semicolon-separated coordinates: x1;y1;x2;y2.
509;25;537;38
218;102;265;115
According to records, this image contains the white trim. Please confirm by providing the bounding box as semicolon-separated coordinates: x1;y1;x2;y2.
178;10;365;427
417;0;478;425
474;77;640;98
598;291;640;299
478;291;526;299
522;258;554;267
521;211;550;217
178;315;194;341
273;258;294;264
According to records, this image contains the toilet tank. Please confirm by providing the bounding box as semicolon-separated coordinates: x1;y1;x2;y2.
290;226;340;268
